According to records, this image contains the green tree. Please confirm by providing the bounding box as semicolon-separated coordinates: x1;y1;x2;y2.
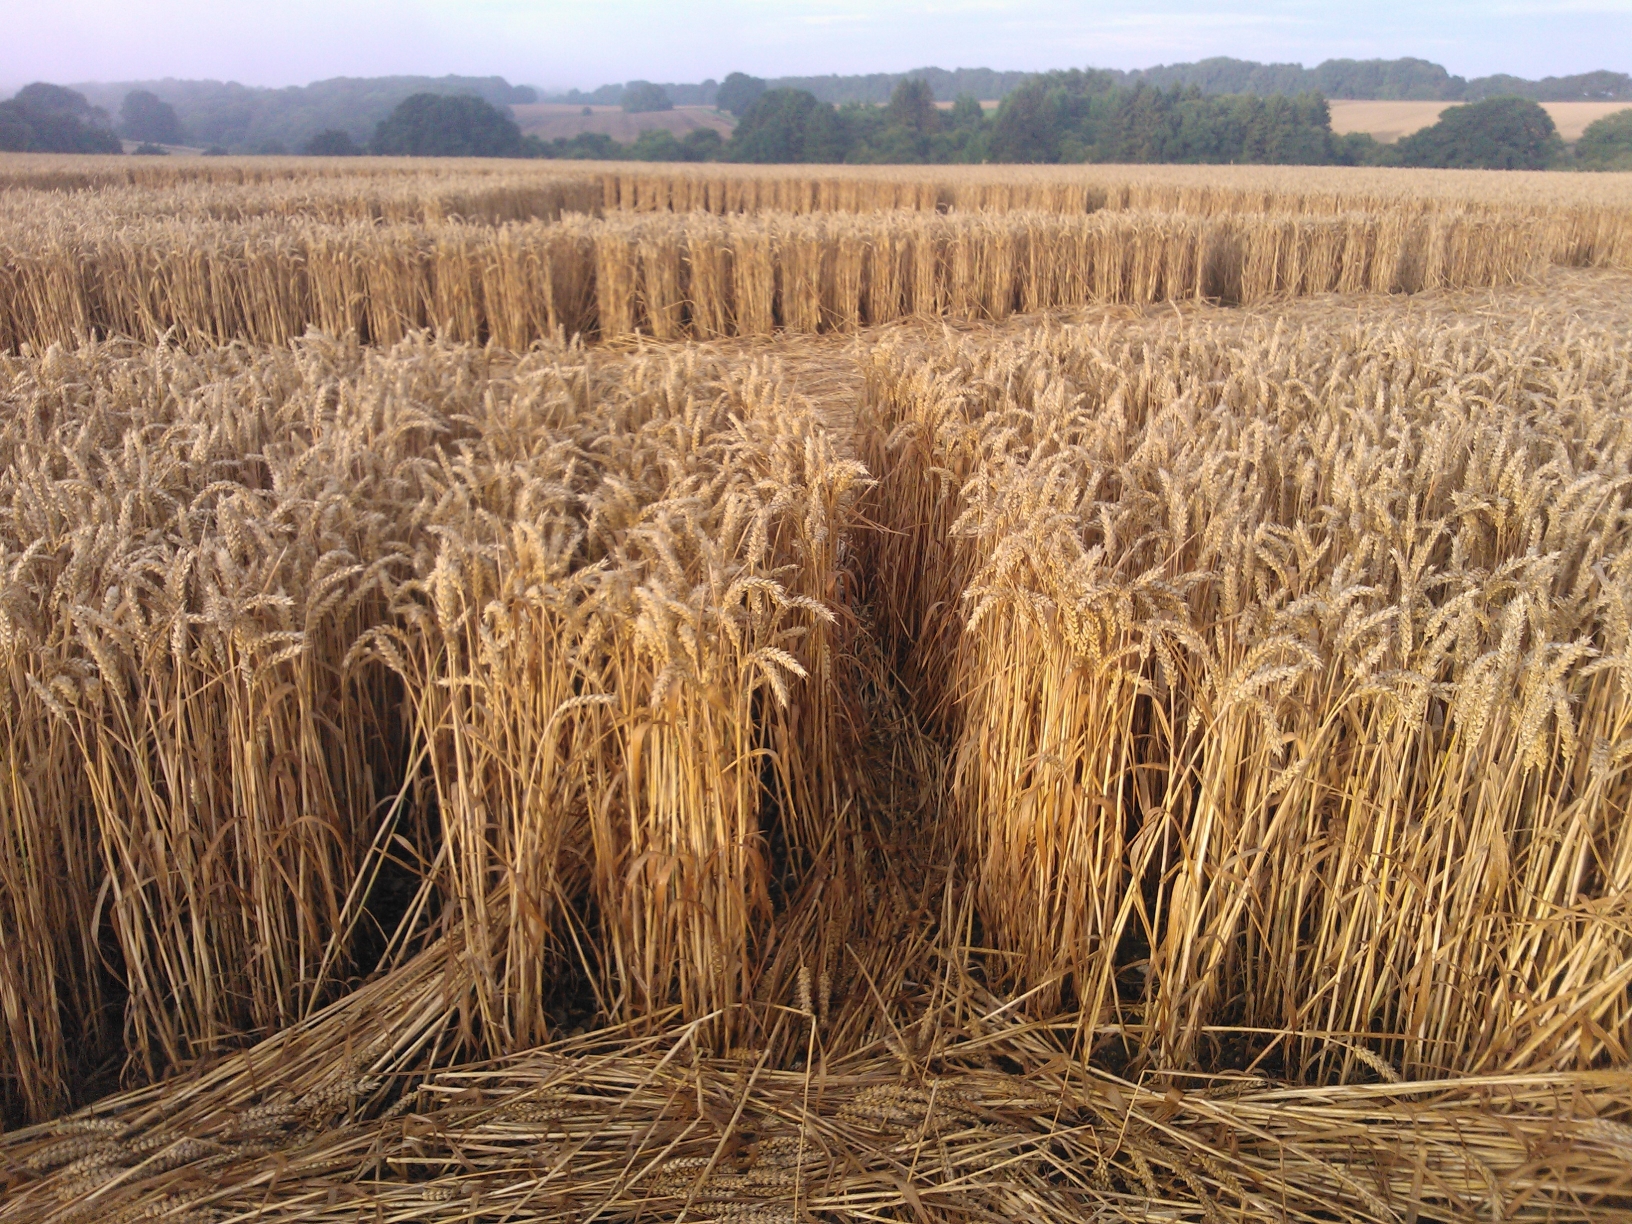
303;128;362;155
1395;97;1563;169
120;90;185;144
989;79;1065;162
372;93;525;157
13;83;104;121
1575;109;1632;170
991;73;1346;166
622;82;673;113
627;127;723;161
886;77;940;136
534;131;621;159
716;72;767;117
947;94;986;131
727;88;826;161
0;84;122;153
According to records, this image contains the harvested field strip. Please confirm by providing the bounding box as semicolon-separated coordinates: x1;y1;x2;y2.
860;316;1632;1081
6;155;1631;217
3;975;1630;1223
0;154;590;193
0;206;1547;352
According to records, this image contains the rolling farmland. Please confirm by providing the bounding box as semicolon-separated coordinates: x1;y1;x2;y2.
1329;98;1632;143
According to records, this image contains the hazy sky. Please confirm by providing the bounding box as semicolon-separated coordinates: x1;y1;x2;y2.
6;0;1630;92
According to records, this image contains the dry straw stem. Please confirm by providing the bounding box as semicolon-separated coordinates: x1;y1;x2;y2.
3;939;1629;1224
0;206;1547;353
362;347;867;1048
860;312;1632;1080
0;333;433;1115
0;333;864;1124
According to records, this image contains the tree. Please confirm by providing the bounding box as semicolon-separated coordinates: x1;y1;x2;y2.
622;82;673;113
1395;97;1563;169
120;90;185;144
304;128;362;156
0;83;122;153
989;72;1347;166
1575;109;1632;170
13;83;102;120
372;93;525;157
533;131;621;159
886;77;940;136
716;73;767;117
96;75;537;154
989;79;1065;162
727;88;826;162
628;127;723;161
948;94;986;131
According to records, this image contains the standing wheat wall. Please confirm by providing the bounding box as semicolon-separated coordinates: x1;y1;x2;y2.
0;207;1549;353
859;317;1632;1081
0;336;864;1123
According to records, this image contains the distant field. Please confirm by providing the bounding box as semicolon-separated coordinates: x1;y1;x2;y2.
509;102;735;142
1330;98;1632;143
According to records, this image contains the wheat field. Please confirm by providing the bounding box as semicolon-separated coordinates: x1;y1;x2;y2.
2;155;1632;1224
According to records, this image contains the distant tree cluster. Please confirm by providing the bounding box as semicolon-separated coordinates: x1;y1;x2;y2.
983;73;1361;164
534;128;723;162
6;68;1606;171
699;75;1580;170
712;75;1362;166
63;75;535;155
304;129;364;156
547;58;1631;111
715;73;768;116
1393;98;1563;170
621;82;673;113
371;93;527;157
0;84;122;153
1574;109;1632;170
119;90;185;144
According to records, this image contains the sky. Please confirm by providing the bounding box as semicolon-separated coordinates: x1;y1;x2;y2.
4;0;1630;94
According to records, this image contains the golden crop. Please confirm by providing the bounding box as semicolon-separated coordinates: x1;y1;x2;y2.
2;155;1631;1224
0;205;1554;351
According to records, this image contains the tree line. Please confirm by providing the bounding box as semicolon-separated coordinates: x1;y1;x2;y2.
542;76;1629;171
553;58;1631;108
56;75;537;155
7;78;1631;171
